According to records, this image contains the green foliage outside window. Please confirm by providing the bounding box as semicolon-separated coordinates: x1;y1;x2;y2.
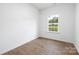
48;16;58;32
48;24;58;31
49;17;58;23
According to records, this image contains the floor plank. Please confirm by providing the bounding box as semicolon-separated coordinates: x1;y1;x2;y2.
3;37;79;55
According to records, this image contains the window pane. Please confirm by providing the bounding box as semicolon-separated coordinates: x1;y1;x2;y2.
48;24;58;31
49;17;58;23
48;15;59;32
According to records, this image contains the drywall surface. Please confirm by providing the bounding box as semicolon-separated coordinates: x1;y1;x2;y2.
75;3;79;53
39;4;75;43
0;3;39;54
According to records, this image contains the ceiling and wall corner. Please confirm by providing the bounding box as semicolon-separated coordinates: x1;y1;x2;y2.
31;3;76;11
31;3;55;11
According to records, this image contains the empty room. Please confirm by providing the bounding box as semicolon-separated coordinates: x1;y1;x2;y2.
0;3;79;55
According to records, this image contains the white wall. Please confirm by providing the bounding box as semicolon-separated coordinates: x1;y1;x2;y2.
0;3;39;54
39;4;75;43
75;3;79;53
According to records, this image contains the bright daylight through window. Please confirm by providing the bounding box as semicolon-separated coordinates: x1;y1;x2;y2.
48;15;59;32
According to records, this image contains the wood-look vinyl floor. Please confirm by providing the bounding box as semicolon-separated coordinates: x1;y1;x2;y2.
3;37;78;55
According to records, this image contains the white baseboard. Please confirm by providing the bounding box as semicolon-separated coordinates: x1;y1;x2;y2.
74;41;79;53
0;36;38;55
39;36;74;44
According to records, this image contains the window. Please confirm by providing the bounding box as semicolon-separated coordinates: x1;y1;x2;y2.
48;15;59;32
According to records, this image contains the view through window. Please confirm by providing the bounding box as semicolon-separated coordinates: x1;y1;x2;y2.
48;15;59;32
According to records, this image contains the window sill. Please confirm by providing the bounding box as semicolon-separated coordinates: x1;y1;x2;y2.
48;31;60;34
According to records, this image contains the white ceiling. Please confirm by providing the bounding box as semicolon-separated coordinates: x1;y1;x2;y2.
31;3;75;11
31;3;56;10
